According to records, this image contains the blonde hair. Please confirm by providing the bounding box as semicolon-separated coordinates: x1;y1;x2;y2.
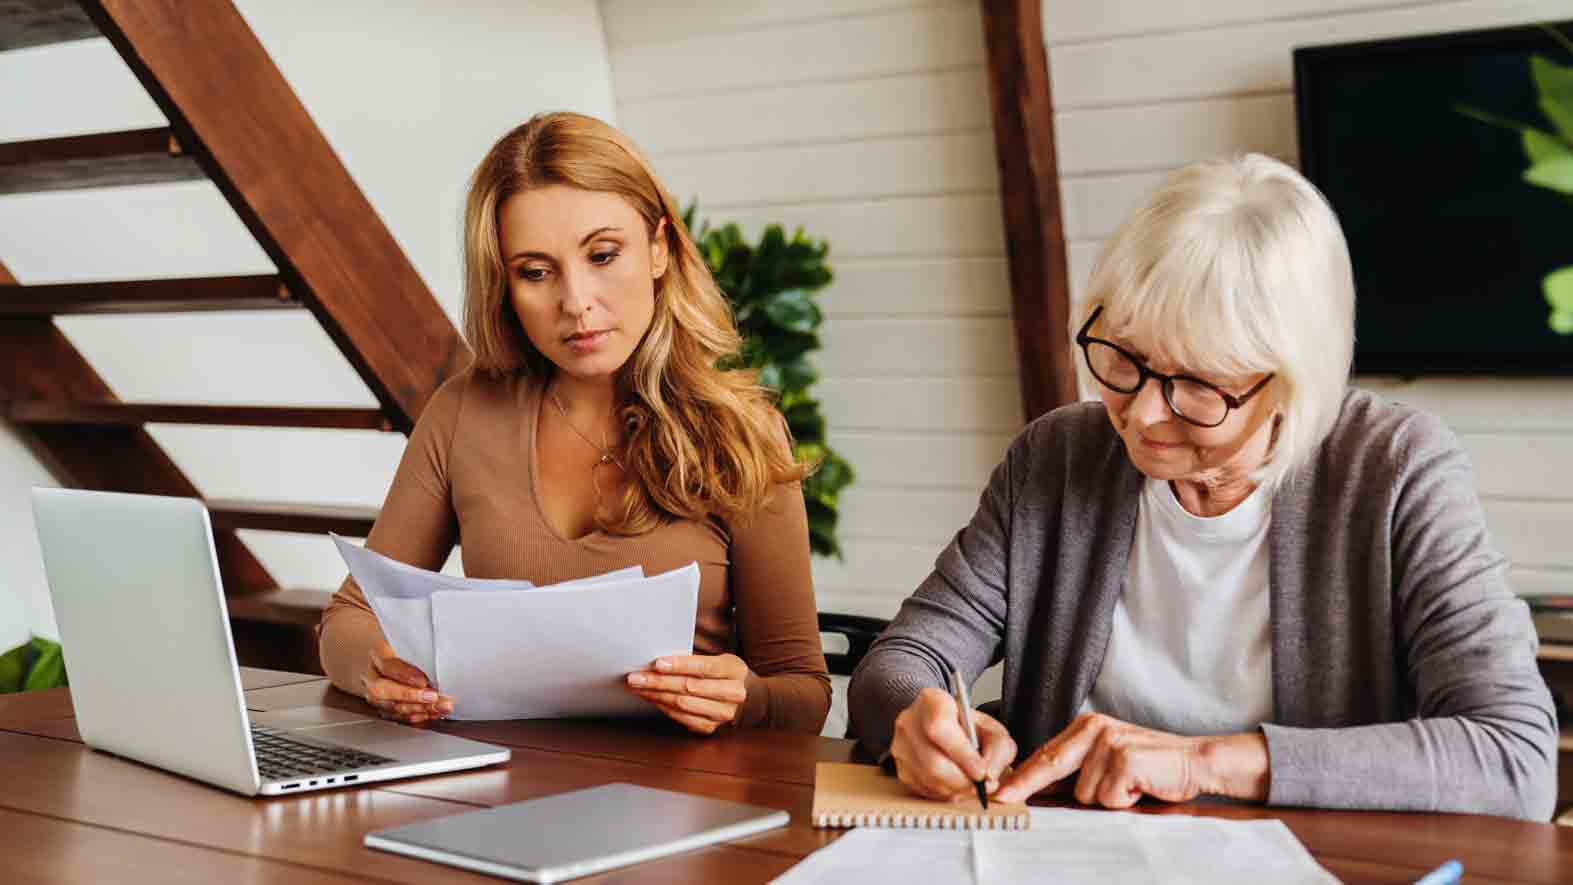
462;112;806;531
1071;153;1355;488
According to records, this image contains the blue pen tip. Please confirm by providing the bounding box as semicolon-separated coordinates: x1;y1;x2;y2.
1415;859;1462;885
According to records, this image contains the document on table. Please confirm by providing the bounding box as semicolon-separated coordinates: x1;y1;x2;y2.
331;536;695;720
772;807;1337;885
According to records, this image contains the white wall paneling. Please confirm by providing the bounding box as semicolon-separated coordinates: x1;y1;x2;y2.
605;1;1022;621
1045;0;1573;592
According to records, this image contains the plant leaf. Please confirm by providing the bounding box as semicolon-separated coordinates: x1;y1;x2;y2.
1531;55;1573;142
0;643;26;693
762;289;822;334
1524;127;1573;164
1550;308;1573;335
1524;155;1573;193
1456;103;1539;134
1546;266;1573;334
775;355;819;394
805;498;841;560
23;637;67;691
1541;22;1573;56
784;401;826;442
1546;266;1573;310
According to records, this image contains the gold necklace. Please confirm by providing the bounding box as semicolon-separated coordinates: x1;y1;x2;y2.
548;385;620;470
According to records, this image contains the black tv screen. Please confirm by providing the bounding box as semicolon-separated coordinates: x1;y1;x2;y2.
1294;21;1573;375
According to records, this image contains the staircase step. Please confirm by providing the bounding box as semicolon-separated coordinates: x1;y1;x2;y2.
208;500;377;538
227;588;334;628
0;127;204;195
0;275;299;316
0;0;98;51
3;400;393;431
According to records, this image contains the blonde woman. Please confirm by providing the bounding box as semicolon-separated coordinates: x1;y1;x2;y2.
848;154;1557;819
319;112;831;735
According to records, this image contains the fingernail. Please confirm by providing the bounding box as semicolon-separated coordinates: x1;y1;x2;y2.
654;659;671;671
419;690;437;702
439;700;454;712
628;674;646;686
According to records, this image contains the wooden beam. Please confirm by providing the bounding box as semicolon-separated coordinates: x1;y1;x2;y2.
0;128;204;195
981;0;1077;422
4;401;394;432
0;0;97;51
208;500;377;538
0;265;275;596
81;0;470;433
227;588;333;628
0;275;299;316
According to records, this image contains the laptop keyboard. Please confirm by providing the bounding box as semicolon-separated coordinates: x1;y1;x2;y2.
250;724;395;782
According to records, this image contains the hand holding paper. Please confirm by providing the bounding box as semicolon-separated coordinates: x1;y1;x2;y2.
627;652;751;734
363;640;451;725
332;536;699;721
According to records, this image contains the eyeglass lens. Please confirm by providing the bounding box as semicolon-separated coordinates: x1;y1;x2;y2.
1083;341;1230;426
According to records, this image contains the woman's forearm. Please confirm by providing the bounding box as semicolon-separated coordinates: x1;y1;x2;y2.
317;607;382;698
739;670;832;734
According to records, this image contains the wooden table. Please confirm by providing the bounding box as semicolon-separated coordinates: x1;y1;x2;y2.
2;670;1570;884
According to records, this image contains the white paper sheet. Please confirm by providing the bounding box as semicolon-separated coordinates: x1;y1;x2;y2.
771;807;1337;885
330;535;654;715
769;829;975;885
432;563;698;719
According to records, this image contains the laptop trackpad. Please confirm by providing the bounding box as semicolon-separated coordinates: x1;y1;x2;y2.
252;707;479;760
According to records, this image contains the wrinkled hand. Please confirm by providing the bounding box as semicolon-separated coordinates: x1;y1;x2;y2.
625;653;750;735
890;687;1017;802
994;713;1269;808
361;641;453;725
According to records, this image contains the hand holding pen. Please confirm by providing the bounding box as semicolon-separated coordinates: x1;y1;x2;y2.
886;674;1017;803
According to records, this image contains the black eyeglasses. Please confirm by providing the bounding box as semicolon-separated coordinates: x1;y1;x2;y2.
1075;306;1273;428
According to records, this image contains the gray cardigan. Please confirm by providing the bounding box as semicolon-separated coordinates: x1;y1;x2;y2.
847;389;1558;820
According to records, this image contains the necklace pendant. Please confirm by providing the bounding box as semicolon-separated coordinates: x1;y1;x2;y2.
599;453;613;465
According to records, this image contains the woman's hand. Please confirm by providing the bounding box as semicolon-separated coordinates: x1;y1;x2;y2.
889;687;1017;802
361;641;453;725
625;653;750;735
993;713;1269;808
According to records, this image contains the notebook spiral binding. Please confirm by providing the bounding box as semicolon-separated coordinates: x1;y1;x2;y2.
812;812;1028;829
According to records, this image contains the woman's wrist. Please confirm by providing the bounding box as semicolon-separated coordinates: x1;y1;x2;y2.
1196;732;1271;801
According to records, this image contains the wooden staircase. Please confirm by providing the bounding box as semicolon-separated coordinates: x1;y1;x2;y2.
0;0;468;673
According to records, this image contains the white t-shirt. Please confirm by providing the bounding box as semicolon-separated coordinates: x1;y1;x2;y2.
1080;477;1274;736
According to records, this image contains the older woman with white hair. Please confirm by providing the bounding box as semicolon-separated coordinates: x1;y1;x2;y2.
847;154;1557;820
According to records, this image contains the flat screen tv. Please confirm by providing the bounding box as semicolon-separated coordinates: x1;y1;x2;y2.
1294;20;1573;375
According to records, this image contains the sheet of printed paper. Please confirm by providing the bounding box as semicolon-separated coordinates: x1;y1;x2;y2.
331;534;646;703
431;563;698;719
771;807;1336;885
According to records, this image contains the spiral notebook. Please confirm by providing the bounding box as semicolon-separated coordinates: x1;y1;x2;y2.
812;763;1031;830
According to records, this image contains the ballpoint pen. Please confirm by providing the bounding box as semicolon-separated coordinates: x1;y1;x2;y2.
1414;859;1462;885
948;668;989;810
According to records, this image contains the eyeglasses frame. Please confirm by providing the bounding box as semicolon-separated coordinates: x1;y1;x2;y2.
1074;306;1273;429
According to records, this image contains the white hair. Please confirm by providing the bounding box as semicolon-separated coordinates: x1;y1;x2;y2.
1071;153;1355;488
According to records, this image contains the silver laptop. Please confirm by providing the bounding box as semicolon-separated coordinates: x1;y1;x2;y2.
30;487;510;796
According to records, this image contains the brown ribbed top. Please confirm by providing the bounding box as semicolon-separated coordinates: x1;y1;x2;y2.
319;369;831;734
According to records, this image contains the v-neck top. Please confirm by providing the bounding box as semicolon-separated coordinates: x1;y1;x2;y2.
320;369;831;733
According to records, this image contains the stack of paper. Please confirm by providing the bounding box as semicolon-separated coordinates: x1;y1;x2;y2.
773;807;1337;884
332;536;698;720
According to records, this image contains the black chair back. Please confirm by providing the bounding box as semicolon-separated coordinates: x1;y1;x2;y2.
817;612;890;676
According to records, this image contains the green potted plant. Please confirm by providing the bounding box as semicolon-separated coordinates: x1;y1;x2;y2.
683;206;855;559
0;636;67;693
1457;23;1573;333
